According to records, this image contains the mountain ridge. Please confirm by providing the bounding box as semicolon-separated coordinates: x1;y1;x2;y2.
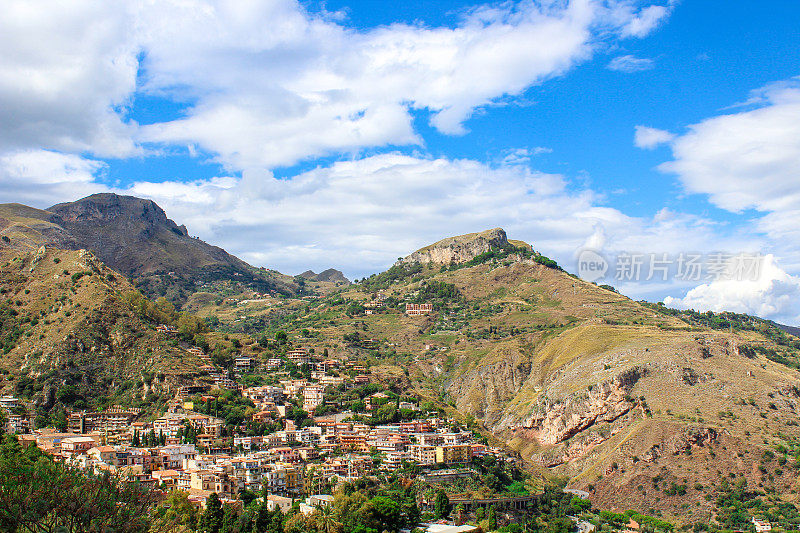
0;193;299;304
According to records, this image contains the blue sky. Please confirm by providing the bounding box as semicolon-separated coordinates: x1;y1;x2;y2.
1;0;800;323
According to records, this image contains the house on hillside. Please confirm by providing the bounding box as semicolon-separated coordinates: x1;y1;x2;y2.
406;303;433;316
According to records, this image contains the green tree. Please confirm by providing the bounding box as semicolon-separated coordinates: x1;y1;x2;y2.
199;493;224;533
487;505;497;531
153;490;198;531
360;496;402;532
0;434;156;532
434;489;451;520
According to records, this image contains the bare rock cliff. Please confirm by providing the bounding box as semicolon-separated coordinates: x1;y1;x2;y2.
398;228;512;265
501;367;645;446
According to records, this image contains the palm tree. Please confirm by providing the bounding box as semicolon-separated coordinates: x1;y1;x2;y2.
315;503;342;533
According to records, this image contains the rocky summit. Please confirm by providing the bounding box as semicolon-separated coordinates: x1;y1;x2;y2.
398;227;532;265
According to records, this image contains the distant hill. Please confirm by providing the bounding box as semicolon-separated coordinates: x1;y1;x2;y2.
299;268;351;284
778;323;800;336
1;194;299;304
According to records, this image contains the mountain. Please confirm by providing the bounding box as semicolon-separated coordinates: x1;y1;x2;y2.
217;227;800;522
778;323;800;336
299;268;351;284
0;194;298;304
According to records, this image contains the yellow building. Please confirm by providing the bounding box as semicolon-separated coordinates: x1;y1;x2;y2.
435;444;473;465
284;465;300;491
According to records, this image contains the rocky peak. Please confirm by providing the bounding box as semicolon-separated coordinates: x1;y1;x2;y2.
398;227;521;266
49;193;183;235
299;268;351;284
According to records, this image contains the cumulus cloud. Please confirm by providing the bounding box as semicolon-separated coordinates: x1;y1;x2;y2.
608;54;654;72
664;254;800;325
659;77;800;213
1;0;675;171
0;150;108;206
611;2;674;38
106;152;743;281
634;125;675;148
135;0;601;168
0;1;139;157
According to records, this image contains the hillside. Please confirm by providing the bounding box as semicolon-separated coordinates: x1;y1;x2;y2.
0;245;210;421
0;194;299;304
188;227;800;523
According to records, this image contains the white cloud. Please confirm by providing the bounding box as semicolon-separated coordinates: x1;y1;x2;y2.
608;54;654;72
135;0;605;168
501;146;553;165
660;77;800;213
664;254;800;325
0;150;108;206
107;152;741;282
612;2;674;38
0;0;139;157
634;125;675;148
0;0;676;171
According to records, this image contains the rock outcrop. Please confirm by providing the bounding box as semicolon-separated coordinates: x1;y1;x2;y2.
398;228;528;266
511;367;644;446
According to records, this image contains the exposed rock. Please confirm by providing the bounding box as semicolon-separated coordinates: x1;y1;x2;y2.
682;367;712;386
641;444;662;463
398;228;529;266
536;431;610;467
446;354;531;423
670;426;718;454
29;245;47;271
515;367;645;446
299;268;351;284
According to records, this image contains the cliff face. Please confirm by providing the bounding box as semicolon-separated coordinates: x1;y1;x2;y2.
398;228;516;265
50;194;186;236
510;367;643;446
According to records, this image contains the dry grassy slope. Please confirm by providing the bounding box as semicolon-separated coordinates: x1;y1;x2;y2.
0;245;206;408
252;256;800;520
176;226;800;521
391;261;800;521
0;204;75;252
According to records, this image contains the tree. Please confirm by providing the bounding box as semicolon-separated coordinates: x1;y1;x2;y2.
360;496;402;533
239;488;257;507
153;490;198;531
487;505;497;531
199;493;224;533
314;503;341;533
0;434;156;532
255;503;283;533
434;489;451;520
